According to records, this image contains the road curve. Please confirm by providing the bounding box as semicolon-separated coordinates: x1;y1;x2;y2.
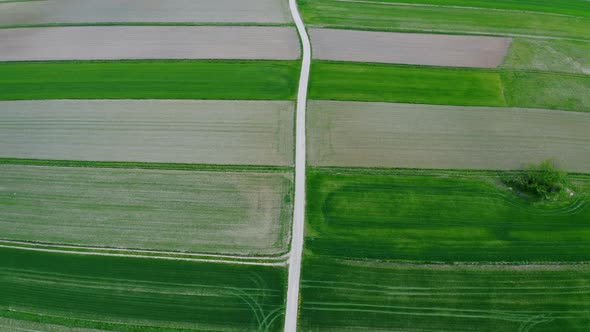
285;0;311;331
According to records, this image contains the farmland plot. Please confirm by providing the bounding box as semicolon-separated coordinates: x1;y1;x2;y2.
0;26;300;61
0;100;294;166
300;256;590;331
0;0;292;26
502;38;590;75
0;165;293;255
308;100;590;171
309;61;506;106
0;60;300;100
298;0;590;40
309;61;590;111
0;316;109;332
0;247;286;331
310;29;511;68
307;170;590;263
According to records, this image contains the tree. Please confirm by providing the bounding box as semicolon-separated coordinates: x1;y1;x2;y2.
505;159;568;200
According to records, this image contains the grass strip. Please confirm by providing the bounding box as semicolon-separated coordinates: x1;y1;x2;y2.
0;60;300;100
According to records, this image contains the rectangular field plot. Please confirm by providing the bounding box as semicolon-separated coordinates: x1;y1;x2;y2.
308;101;590;172
0;0;291;26
0;100;294;166
0;60;299;101
0;247;286;331
309;61;506;107
299;0;590;41
300;256;590;331
0;316;108;332
0;26;300;61
502;71;590;113
306;170;590;263
502;38;590;75
310;29;511;68
0;165;293;255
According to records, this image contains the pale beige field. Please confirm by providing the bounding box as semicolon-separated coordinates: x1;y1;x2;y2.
0;0;292;25
0;100;294;166
0;165;293;255
0;26;300;61
308;100;590;171
310;28;511;68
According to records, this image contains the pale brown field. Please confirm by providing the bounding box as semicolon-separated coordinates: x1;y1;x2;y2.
310;28;511;68
308;100;590;171
0;100;294;166
0;0;292;25
0;26;300;61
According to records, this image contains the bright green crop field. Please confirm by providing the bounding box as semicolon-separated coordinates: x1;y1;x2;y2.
309;61;590;111
299;255;590;331
309;61;506;107
0;247;286;332
0;60;299;100
307;169;590;263
298;0;590;40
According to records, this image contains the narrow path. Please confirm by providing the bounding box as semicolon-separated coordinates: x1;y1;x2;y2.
285;0;311;331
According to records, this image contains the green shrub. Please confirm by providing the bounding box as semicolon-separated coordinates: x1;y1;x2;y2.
505;159;568;200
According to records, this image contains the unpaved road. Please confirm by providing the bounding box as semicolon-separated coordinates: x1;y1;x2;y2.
284;0;311;331
310;28;511;68
0;26;300;61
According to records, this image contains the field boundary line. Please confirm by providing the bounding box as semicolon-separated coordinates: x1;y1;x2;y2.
285;0;311;330
335;0;588;19
0;240;289;266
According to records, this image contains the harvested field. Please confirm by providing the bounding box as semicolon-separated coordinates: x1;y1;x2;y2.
0;100;294;166
0;165;293;255
300;255;590;331
0;0;291;25
308;100;590;171
0;60;300;100
0;247;286;331
299;0;590;40
0;26;300;61
306;169;590;263
310;28;511;68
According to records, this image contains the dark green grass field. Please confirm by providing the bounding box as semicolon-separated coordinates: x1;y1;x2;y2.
298;0;590;40
0;60;299;100
309;61;590;111
0;247;286;331
306;169;590;263
299;255;590;331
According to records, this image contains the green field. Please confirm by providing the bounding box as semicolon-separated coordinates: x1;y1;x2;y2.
309;61;590;111
299;255;590;331
0;60;299;100
501;71;590;112
0;247;286;331
309;61;506;106
298;0;590;40
0;165;293;255
307;169;590;263
502;38;590;75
